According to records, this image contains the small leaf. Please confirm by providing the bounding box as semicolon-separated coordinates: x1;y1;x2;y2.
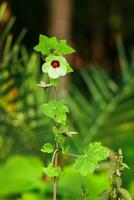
118;188;132;200
42;99;69;124
43;163;62;177
61;144;70;155
74;142;109;176
121;162;130;170
41;143;54;153
34;35;58;55
56;40;75;55
67;64;73;73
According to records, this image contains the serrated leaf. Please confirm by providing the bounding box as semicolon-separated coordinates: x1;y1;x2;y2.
41;143;54;153
74;142;109;176
34;35;58;55
43;163;62;177
34;35;75;56
56;40;75;55
42;99;69;124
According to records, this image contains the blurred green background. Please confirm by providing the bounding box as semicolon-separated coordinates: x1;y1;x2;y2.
0;0;134;199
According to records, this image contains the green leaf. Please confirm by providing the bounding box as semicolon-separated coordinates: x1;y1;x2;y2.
41;143;54;153
42;99;69;124
0;155;43;196
43;163;62;177
34;35;75;56
21;193;44;200
0;3;7;21
67;64;73;73
34;35;58;55
74;142;109;176
56;40;75;55
58;166;110;200
117;36;130;83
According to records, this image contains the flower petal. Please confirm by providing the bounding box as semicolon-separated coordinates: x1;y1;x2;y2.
58;66;67;76
42;62;50;73
48;67;60;79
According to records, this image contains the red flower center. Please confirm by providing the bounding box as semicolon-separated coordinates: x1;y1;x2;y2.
51;60;60;68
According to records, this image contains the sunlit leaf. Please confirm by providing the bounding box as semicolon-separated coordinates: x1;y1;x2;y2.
34;35;58;55
43;163;62;177
42;99;69;124
74;142;109;176
41;143;54;154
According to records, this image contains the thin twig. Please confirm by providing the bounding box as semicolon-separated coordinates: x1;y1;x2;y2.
68;153;79;157
52;144;59;200
37;81;52;89
53;85;58;200
53;152;58;200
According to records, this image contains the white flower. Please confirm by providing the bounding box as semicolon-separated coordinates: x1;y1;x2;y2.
42;55;68;79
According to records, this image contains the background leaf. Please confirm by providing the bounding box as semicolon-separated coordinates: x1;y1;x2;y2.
0;155;44;197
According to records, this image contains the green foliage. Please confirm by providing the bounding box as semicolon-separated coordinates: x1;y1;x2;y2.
20;193;44;200
68;43;134;145
42;99;69;124
41;143;54;153
34;35;77;185
34;35;58;55
0;5;51;159
0;2;6;21
74;142;109;176
0;4;115;200
58;166;110;200
35;35;110;194
67;39;134;185
35;35;74;80
100;149;132;200
43;163;62;177
0;155;44;197
129;181;134;199
34;35;75;56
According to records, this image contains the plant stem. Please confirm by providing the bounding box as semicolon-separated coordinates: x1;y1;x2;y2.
53;147;58;200
53;176;57;200
53;86;58;200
